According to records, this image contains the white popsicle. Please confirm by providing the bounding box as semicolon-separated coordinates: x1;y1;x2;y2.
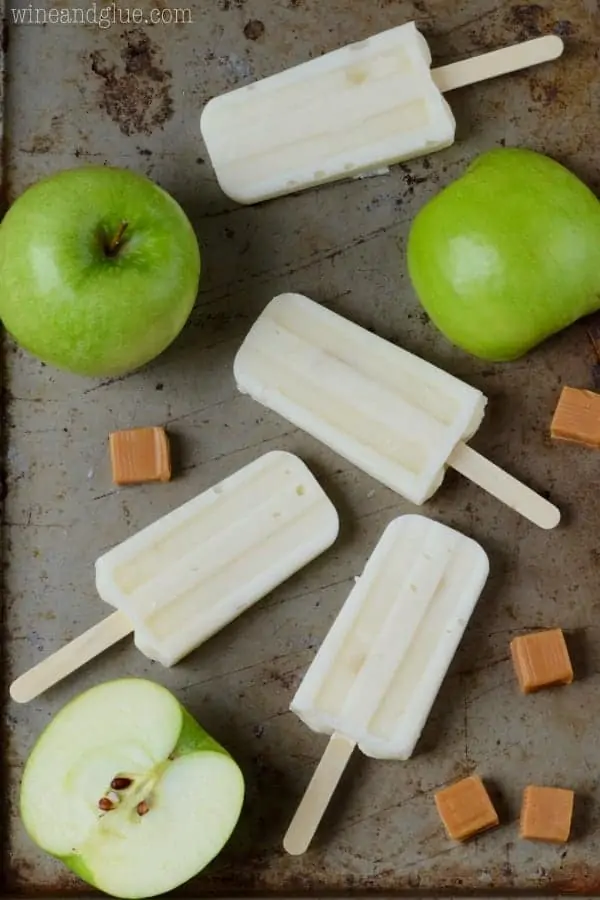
283;514;489;855
200;22;563;204
10;451;339;703
234;293;560;529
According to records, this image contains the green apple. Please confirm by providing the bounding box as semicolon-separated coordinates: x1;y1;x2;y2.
0;166;200;376
406;148;600;360
20;679;244;899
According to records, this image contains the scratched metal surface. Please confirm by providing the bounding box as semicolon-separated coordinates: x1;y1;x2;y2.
3;0;600;896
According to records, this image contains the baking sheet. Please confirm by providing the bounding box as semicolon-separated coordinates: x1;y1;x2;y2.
3;0;600;895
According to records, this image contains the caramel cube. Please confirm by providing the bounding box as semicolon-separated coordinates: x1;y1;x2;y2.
434;775;499;842
520;785;574;843
510;628;573;694
551;386;600;447
109;427;171;485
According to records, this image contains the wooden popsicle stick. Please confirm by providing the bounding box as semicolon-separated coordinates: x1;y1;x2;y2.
9;611;133;704
449;442;560;530
432;34;564;93
283;732;356;856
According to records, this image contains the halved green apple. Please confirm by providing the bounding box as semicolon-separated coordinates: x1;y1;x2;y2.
20;679;244;899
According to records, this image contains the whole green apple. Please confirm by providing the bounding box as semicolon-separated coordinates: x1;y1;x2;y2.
20;679;245;899
0;166;201;376
407;148;600;360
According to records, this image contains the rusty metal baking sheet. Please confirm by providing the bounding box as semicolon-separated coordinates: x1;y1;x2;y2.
3;0;600;896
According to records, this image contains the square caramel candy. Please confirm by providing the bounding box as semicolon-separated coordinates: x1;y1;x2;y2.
109;427;171;485
520;785;574;843
434;775;499;842
510;628;573;694
550;386;600;447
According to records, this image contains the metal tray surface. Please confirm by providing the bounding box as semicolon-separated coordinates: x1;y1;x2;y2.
3;0;600;896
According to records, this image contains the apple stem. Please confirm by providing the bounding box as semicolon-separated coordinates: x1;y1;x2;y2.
106;221;129;256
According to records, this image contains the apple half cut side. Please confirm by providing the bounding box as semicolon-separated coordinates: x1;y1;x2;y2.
20;679;245;900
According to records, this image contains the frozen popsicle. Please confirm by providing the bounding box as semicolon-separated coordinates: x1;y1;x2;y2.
234;293;560;529
10;451;339;704
283;514;489;855
200;23;563;204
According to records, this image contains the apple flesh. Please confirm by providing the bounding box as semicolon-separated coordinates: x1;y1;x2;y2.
20;679;244;899
0;166;201;376
407;148;600;360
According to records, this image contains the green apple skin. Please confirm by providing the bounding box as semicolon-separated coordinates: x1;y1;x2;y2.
0;166;201;376
20;679;244;899
407;148;600;361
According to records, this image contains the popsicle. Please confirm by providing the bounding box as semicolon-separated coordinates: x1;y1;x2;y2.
283;514;489;855
10;451;339;703
234;293;560;529
199;22;563;204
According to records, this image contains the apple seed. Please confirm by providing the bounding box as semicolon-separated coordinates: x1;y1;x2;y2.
98;797;114;812
137;800;150;817
110;776;133;791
